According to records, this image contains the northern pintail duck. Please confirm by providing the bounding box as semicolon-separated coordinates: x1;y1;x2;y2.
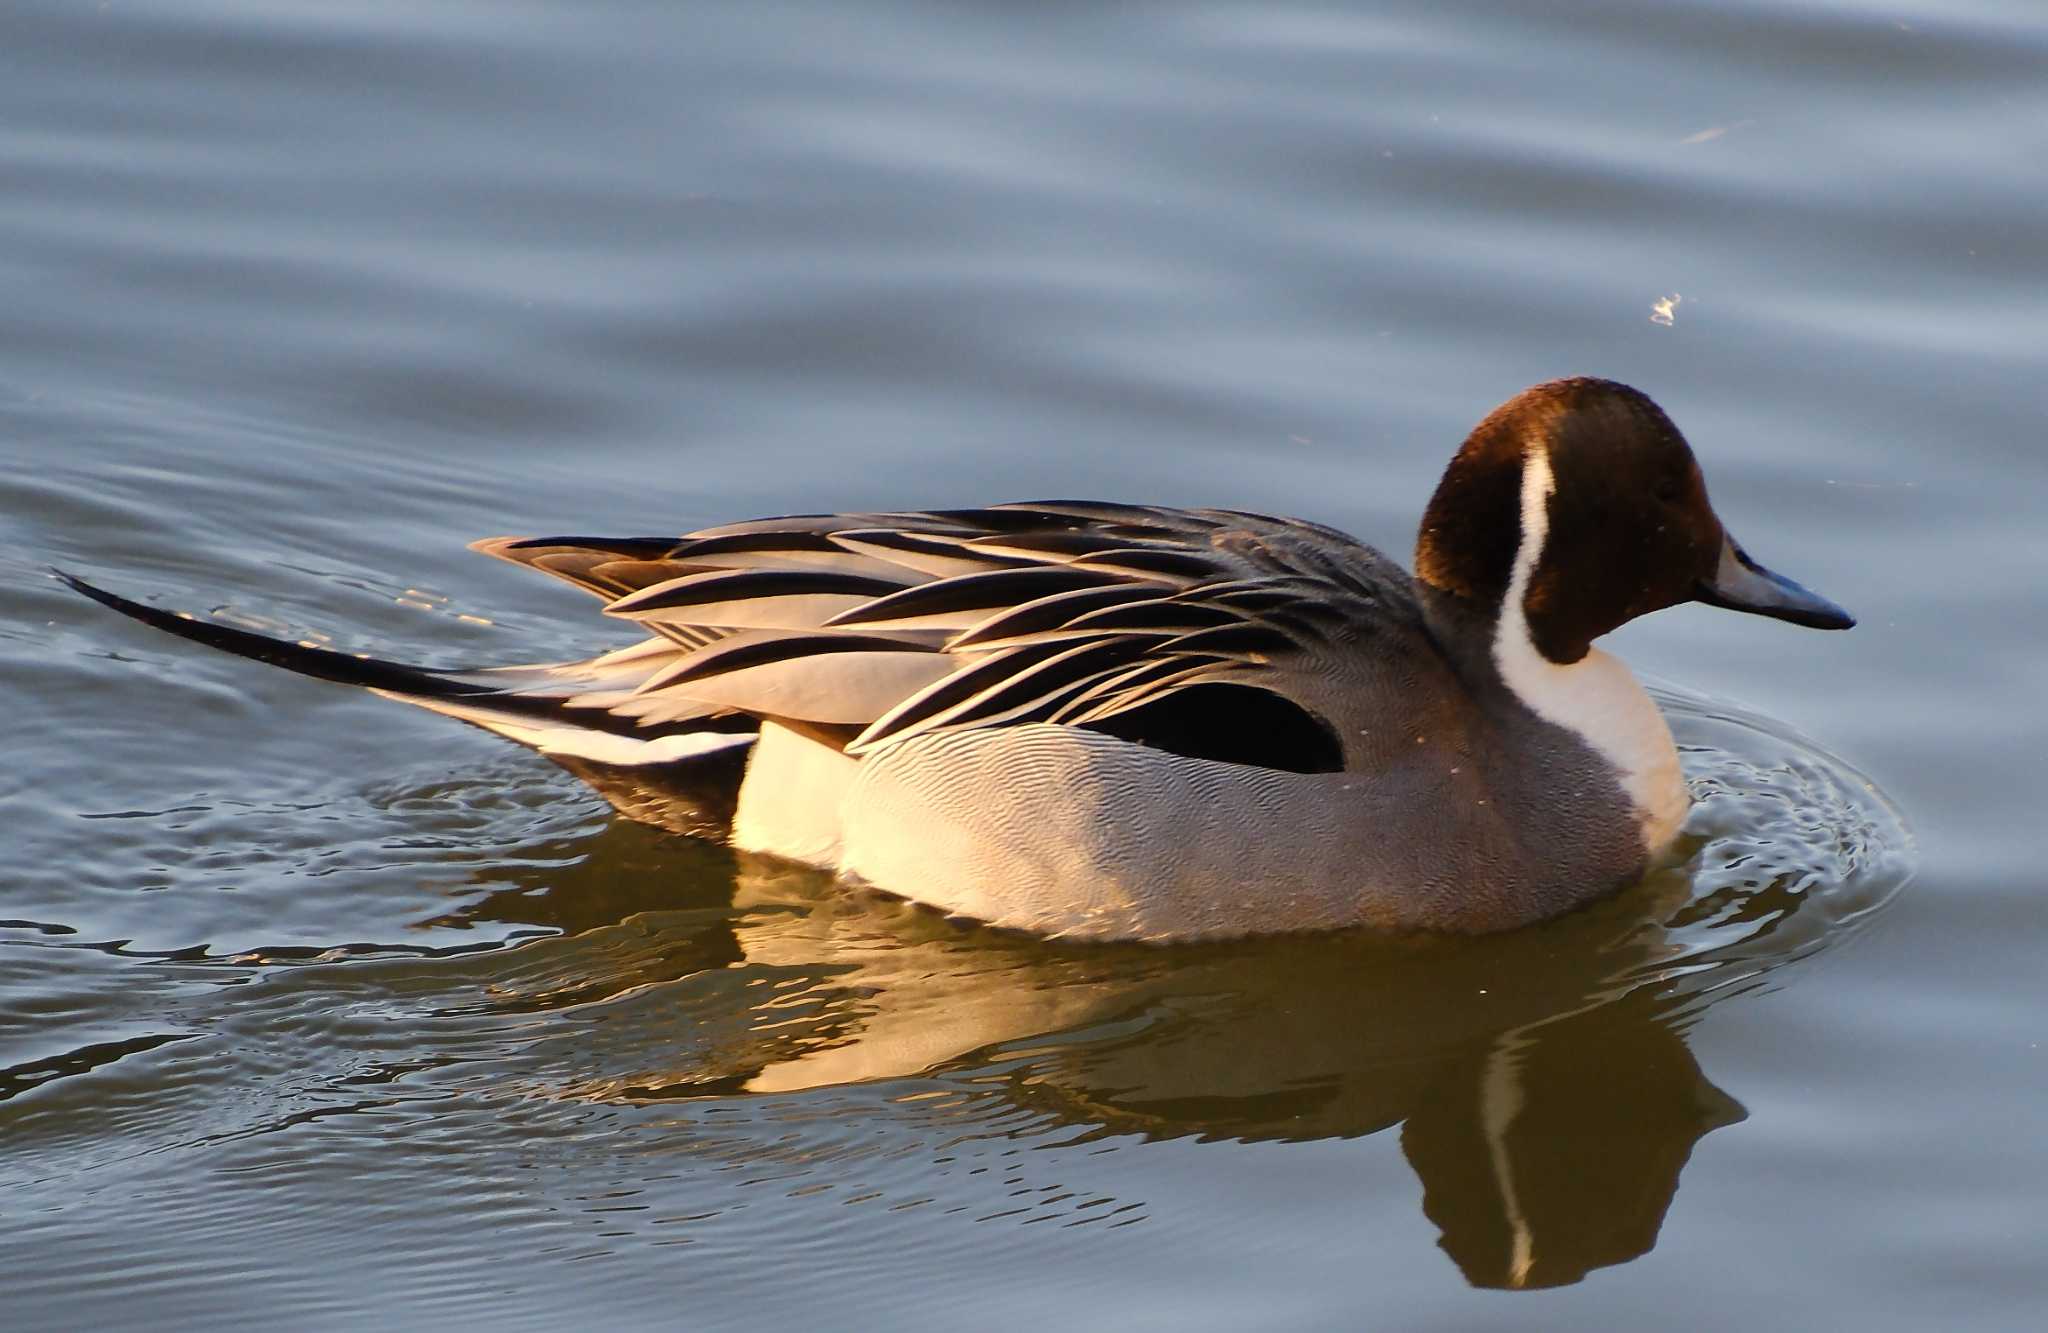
66;378;1852;940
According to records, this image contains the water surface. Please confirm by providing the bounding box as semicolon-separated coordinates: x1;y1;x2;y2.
3;0;2043;1327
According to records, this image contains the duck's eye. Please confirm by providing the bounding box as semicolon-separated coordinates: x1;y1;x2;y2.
1653;476;1683;504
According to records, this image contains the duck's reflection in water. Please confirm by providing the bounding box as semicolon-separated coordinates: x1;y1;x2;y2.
433;816;1832;1290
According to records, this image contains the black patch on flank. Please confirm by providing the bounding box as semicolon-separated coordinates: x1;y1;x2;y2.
1084;683;1343;774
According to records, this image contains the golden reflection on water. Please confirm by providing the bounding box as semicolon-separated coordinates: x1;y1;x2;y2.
415;752;1885;1292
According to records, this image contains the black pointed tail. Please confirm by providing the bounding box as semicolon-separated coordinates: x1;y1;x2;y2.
56;568;502;703
58;568;758;747
59;569;757;838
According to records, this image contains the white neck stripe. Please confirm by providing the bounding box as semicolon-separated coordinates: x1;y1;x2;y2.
1492;441;1689;854
1504;442;1557;643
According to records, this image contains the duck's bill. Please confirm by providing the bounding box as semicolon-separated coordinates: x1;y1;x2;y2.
1695;534;1855;630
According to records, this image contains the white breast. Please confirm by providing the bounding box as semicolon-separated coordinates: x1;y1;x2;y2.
1492;445;1690;854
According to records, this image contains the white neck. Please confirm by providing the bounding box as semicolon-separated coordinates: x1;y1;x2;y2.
1493;444;1689;854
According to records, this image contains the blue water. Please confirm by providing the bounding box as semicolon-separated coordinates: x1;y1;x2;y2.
2;0;2042;1327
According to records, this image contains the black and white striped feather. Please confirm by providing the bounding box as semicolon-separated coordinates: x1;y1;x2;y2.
470;503;1415;769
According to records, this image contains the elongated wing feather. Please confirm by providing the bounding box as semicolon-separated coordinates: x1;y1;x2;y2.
476;504;1419;770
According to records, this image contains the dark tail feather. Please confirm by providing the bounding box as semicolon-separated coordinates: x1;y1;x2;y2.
59;567;755;742
60;568;761;840
55;568;499;702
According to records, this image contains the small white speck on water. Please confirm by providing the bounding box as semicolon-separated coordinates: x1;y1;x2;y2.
1678;119;1752;145
1650;293;1682;326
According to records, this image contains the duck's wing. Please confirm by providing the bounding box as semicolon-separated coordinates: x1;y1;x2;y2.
479;503;1424;773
